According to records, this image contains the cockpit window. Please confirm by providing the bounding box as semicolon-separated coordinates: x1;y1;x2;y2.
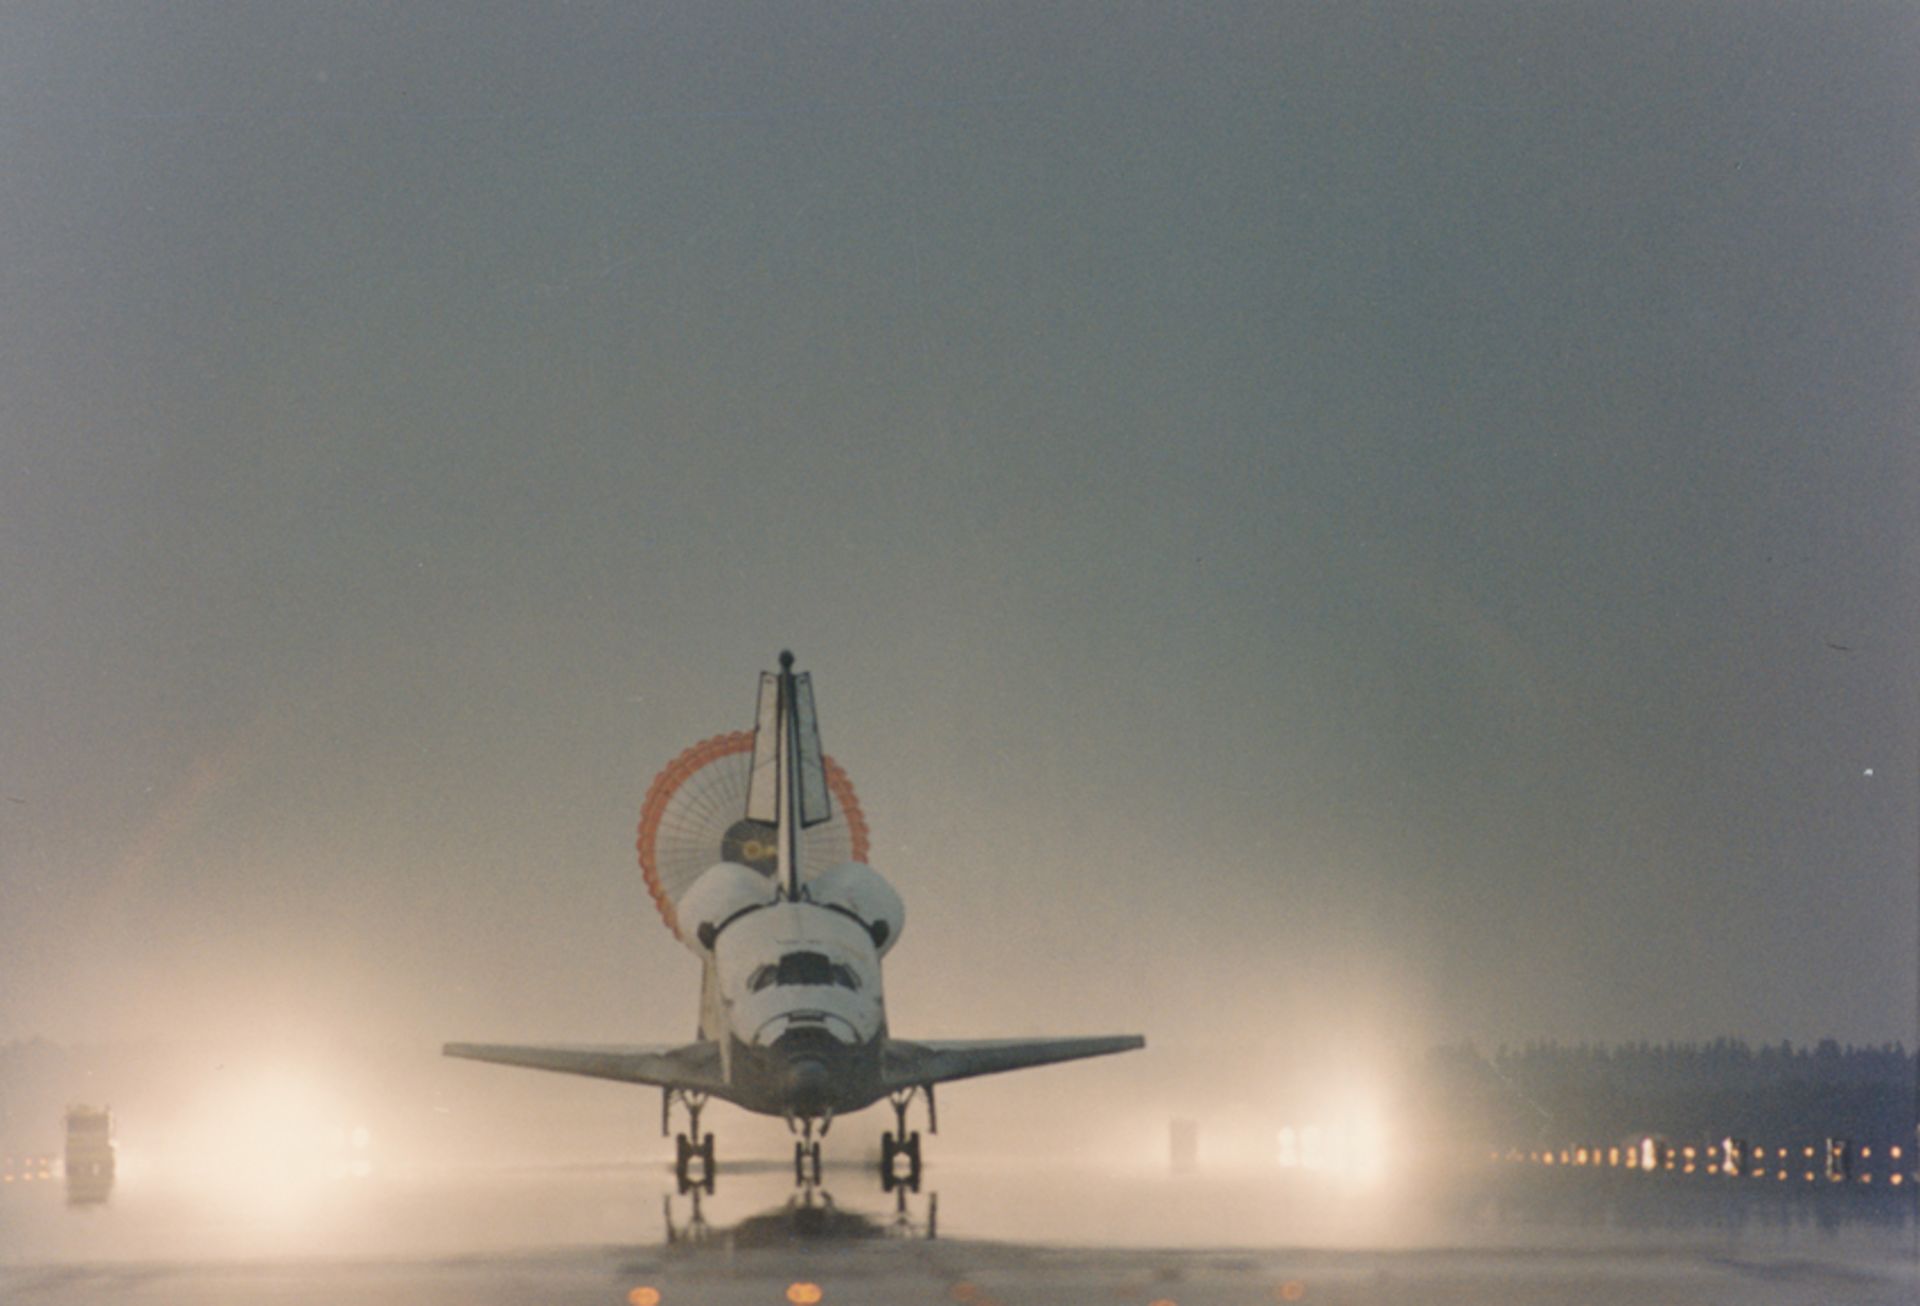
753;951;861;990
775;950;835;986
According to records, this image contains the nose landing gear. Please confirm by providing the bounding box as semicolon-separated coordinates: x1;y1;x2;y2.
794;1139;823;1185
789;1112;829;1186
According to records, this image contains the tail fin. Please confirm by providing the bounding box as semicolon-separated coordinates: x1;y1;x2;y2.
747;664;832;829
791;671;831;828
741;651;834;899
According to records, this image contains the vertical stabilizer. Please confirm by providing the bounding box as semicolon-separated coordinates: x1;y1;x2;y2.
773;652;799;899
792;672;831;828
745;672;780;824
764;650;830;901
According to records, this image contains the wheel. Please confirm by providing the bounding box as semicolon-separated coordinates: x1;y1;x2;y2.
795;1141;808;1184
675;1134;692;1172
809;1141;822;1184
906;1131;922;1169
700;1133;716;1173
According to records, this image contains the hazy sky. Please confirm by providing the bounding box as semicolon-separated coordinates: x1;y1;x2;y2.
2;5;1914;1056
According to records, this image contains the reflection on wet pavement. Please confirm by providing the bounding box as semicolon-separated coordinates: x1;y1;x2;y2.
664;1178;935;1248
1;1157;1915;1304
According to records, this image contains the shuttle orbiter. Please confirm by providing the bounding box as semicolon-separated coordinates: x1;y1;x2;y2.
446;651;1143;1188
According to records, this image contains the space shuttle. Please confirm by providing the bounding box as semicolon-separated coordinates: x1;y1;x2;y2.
446;651;1143;1188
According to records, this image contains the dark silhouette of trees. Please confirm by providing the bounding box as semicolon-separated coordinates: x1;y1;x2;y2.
1425;1039;1916;1148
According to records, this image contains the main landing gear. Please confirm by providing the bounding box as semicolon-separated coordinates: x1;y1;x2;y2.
790;1114;827;1186
665;1089;714;1194
881;1085;933;1192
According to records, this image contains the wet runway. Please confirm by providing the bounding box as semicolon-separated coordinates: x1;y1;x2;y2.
3;1156;1915;1304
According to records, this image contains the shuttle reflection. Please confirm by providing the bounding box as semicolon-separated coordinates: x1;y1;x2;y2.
664;1181;937;1247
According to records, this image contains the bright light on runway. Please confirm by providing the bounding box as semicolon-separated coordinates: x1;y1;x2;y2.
161;1064;378;1229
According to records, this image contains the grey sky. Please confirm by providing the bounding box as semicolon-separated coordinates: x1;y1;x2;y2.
2;5;1914;1056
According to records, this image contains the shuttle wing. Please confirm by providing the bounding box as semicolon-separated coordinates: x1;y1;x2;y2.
442;1041;726;1093
880;1035;1145;1090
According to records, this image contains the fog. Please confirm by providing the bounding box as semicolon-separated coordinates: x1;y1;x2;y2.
2;4;1915;1180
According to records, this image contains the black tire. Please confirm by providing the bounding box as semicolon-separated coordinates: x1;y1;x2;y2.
700;1133;716;1172
809;1141;822;1184
675;1134;691;1172
906;1130;922;1169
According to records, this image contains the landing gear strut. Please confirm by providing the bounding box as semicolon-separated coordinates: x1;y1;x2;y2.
665;1089;715;1194
880;1085;932;1191
789;1114;827;1186
793;1139;822;1185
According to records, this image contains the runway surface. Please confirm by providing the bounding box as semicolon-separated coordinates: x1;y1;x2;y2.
3;1156;1914;1304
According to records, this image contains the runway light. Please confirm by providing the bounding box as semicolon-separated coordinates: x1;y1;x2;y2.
948;1283;977;1301
627;1288;662;1306
1149;1299;1178;1306
1278;1282;1308;1302
1893;1174;1905;1186
786;1283;824;1305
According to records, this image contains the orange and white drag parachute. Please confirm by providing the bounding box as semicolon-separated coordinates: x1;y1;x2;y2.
635;731;870;943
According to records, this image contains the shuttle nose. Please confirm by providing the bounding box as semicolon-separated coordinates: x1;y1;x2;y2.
785;1056;830;1111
